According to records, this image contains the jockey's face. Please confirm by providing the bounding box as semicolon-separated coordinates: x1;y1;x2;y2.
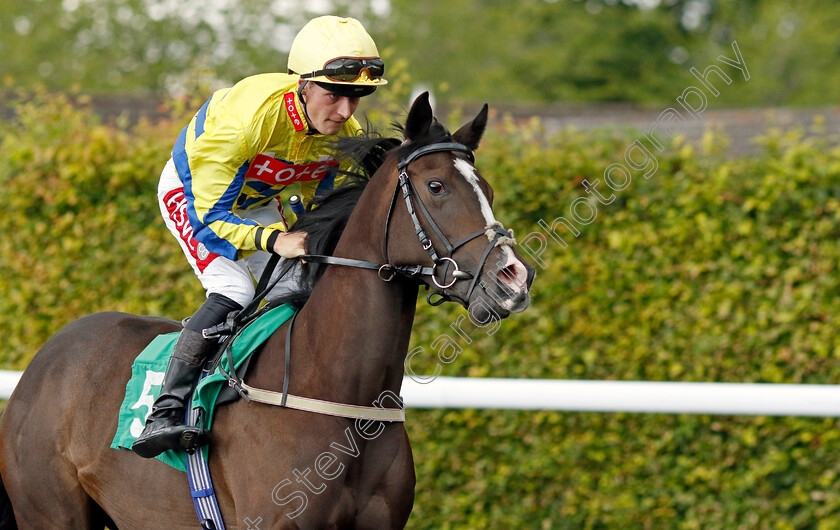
300;82;360;135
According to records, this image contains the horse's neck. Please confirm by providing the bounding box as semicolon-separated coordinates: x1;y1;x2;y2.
263;174;418;406
295;265;417;402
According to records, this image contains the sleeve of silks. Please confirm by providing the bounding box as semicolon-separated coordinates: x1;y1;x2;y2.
185;102;287;260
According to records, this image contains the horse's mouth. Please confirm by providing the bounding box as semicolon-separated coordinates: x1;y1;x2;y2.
476;279;531;319
499;289;532;314
467;249;535;320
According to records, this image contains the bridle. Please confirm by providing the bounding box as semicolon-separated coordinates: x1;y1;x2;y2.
303;141;516;305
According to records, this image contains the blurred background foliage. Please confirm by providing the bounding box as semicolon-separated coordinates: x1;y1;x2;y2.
1;0;839;106
3;0;840;527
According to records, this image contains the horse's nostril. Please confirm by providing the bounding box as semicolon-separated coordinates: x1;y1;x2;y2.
498;262;528;292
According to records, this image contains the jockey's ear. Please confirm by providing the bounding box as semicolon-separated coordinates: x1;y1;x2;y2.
404;92;433;142
453;103;489;151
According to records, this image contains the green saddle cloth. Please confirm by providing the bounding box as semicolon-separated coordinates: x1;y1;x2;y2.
110;304;296;471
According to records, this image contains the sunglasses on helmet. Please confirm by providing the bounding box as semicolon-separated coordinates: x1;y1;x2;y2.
299;57;385;82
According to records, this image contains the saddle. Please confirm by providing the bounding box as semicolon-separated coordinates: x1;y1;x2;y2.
111;302;297;471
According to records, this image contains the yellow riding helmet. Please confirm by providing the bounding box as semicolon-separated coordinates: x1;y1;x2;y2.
288;16;388;88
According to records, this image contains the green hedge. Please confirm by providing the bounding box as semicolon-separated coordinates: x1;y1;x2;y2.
3;93;840;527
0;91;205;368
406;116;840;527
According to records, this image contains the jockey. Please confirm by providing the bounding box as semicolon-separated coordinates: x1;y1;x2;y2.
132;15;387;459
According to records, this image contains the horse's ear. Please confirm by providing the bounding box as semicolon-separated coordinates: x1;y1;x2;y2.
453;103;489;151
404;92;434;141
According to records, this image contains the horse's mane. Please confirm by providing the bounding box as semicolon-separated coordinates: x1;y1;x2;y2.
273;120;454;308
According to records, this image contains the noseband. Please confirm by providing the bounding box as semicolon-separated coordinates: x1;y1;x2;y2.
303;141;516;305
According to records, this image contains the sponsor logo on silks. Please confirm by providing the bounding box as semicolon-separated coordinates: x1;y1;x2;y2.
163;187;220;273
284;92;305;132
245;153;339;186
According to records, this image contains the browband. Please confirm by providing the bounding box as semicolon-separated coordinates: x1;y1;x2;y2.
397;142;474;172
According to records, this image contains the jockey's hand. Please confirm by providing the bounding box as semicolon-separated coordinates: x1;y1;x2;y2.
272;231;308;259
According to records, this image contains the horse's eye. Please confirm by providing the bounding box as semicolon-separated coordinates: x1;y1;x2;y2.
428;181;445;194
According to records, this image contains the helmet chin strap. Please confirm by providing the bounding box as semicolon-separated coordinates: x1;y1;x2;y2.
296;80;321;135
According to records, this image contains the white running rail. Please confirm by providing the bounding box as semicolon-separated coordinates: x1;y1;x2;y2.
1;370;838;417
400;376;840;417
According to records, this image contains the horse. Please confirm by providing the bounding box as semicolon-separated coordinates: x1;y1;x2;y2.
0;92;534;529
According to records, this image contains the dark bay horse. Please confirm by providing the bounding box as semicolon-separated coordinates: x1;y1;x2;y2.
0;92;534;529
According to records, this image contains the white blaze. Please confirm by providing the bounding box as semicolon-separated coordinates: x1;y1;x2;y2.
452;158;531;311
453;158;495;226
452;158;518;266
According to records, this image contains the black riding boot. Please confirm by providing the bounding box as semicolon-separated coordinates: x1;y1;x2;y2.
131;328;214;458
